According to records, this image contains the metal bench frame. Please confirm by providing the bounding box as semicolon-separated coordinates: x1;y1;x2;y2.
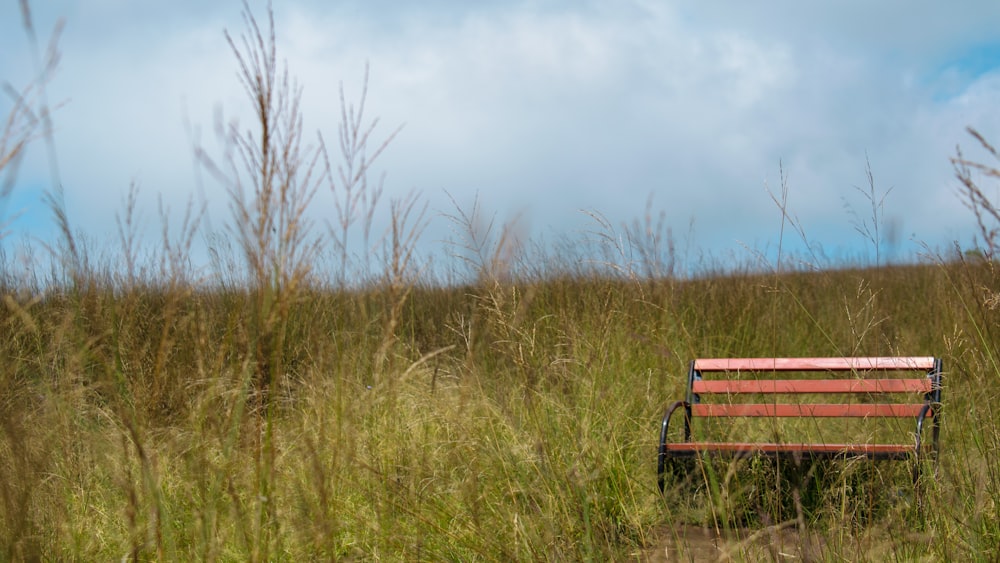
657;357;943;493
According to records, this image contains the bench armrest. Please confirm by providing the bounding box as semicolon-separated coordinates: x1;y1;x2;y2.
658;400;690;492
915;401;937;454
913;401;939;483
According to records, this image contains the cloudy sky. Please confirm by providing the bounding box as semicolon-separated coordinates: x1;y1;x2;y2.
2;0;1000;278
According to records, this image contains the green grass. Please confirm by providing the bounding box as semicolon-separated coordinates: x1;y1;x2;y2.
1;260;999;560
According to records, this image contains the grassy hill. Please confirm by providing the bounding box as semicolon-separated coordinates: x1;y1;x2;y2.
1;254;998;560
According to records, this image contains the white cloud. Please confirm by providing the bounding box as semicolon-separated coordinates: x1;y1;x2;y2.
2;0;999;276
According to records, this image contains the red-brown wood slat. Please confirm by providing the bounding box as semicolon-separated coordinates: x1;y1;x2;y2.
691;378;931;395
664;442;917;455
690;403;930;418
694;357;936;372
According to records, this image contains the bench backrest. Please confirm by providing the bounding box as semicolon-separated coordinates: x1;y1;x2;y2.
687;356;941;403
683;356;942;440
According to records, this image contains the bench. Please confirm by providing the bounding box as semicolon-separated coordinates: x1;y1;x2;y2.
657;357;942;493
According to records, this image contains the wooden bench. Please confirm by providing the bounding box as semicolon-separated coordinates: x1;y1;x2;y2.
657;357;942;493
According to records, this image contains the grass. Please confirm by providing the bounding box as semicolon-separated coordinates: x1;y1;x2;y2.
3;2;1000;561
2;257;999;560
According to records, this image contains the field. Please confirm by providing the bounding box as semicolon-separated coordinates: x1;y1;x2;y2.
2;249;1000;561
4;4;1000;561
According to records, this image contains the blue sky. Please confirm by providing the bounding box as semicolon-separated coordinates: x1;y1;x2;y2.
2;0;1000;279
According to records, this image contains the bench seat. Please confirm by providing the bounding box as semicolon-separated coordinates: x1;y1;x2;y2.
664;442;919;458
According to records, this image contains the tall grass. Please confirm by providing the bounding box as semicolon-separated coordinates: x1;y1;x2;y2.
2;1;1000;561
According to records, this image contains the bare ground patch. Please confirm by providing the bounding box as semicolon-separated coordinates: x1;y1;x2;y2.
641;523;937;562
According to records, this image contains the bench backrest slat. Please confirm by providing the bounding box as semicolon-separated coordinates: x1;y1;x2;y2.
691;403;930;418
693;357;936;372
691;378;931;395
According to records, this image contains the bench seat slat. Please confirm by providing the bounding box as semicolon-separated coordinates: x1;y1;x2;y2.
694;357;936;372
664;442;917;455
692;378;931;394
691;403;930;418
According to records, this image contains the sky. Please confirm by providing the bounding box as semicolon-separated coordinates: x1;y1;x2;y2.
2;0;1000;281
